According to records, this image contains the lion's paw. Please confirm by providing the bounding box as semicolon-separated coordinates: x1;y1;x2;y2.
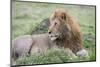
76;49;89;58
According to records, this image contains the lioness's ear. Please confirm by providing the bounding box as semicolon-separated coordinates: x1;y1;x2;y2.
61;13;66;20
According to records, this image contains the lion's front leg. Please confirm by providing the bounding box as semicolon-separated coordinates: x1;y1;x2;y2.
65;48;77;59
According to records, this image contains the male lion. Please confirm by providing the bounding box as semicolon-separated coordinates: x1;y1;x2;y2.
48;9;88;57
12;9;88;62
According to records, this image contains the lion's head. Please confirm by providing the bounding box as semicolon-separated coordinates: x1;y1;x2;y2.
48;9;71;41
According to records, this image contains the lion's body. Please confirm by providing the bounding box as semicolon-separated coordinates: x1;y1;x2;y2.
12;9;88;61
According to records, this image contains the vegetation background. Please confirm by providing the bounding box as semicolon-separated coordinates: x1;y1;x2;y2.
12;1;96;65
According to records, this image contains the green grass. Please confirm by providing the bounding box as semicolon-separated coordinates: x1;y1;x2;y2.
15;48;90;65
12;1;96;65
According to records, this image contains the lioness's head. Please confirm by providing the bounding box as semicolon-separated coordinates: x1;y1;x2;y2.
48;9;70;41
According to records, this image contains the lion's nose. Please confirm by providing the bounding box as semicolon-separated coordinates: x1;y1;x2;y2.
48;31;51;34
48;31;52;34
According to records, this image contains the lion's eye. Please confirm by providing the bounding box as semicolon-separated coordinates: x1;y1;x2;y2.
61;16;63;19
55;22;57;25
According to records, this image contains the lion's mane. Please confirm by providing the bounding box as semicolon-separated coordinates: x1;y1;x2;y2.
49;9;83;53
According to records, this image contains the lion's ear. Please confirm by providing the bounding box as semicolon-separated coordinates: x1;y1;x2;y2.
61;13;66;20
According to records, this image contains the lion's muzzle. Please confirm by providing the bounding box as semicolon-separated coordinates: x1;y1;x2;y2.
48;32;59;41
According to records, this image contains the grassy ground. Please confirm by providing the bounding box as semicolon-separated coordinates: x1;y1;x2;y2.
12;1;96;65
